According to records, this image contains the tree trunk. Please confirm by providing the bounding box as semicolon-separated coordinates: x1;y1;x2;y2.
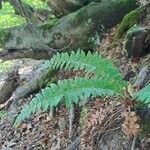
0;0;138;61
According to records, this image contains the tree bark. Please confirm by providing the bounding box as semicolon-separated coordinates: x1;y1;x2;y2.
0;0;138;61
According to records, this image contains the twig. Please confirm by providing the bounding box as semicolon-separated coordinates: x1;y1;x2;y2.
69;103;75;138
65;136;80;150
131;134;138;150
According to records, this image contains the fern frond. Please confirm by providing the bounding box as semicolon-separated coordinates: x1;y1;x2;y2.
42;50;127;89
133;84;150;106
15;77;120;126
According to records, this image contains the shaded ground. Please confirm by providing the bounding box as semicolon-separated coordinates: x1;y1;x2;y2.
0;27;150;150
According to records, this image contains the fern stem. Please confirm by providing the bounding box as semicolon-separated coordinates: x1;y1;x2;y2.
49;106;55;118
69;103;75;138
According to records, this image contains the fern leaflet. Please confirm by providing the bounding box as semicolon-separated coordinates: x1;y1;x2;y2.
133;84;150;106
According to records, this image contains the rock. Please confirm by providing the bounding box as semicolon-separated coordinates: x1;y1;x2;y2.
125;26;150;58
94;130;141;150
0;66;19;104
134;65;150;89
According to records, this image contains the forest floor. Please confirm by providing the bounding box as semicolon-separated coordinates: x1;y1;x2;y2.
0;27;150;150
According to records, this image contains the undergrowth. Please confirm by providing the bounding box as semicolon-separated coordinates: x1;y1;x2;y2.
14;50;150;128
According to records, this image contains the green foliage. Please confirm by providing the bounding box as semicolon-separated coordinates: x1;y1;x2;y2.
15;50;127;126
115;8;142;39
0;0;48;29
43;50;127;90
126;25;144;39
22;0;48;10
14;50;150;127
39;18;59;30
15;77;117;126
0;60;14;73
133;84;150;107
0;2;25;29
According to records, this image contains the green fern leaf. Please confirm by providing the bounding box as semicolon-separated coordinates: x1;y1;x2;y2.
133;84;150;106
42;50;127;89
14;77;121;126
14;50;128;127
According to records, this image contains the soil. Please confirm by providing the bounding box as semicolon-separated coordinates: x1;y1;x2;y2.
0;27;150;150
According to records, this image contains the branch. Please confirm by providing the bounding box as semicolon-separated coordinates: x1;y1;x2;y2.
65;136;80;150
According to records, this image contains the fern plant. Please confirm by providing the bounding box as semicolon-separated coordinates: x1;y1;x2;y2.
43;50;126;89
14;50;150;127
14;50;127;126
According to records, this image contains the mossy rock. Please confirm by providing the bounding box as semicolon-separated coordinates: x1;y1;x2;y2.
115;7;142;39
0;29;12;47
38;18;59;30
124;26;149;58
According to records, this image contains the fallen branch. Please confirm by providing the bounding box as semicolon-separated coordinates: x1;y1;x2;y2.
65;136;80;150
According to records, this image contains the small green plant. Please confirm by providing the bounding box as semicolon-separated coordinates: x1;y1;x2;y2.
14;50;150;126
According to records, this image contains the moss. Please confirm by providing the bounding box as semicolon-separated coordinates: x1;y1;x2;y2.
126;25;144;39
114;7;142;39
38;18;59;30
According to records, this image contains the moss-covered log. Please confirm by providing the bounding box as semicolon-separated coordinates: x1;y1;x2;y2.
0;0;138;61
46;0;102;17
